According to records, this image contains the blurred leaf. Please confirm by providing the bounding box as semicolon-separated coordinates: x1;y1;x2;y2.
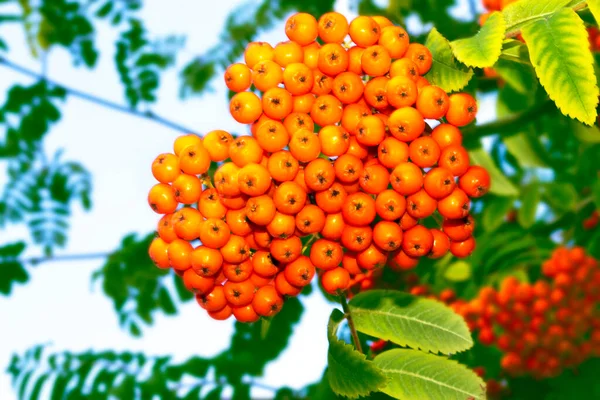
543;182;578;213
450;12;505;68
469;148;519;196
518;183;540;229
592;180;600;210
444;261;471;282
0;241;28;295
349;290;473;354
521;8;598;125
424;29;474;92
482;196;515;232
326;309;386;399
589;0;600;25
495;56;537;94
572;120;600;143
374;349;486;400
503;131;547;168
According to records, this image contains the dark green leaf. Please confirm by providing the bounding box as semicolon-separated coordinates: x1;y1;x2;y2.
482;196;515;232
518;183;540;228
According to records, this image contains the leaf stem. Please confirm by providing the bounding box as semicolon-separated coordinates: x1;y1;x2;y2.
339;294;363;354
0;56;201;136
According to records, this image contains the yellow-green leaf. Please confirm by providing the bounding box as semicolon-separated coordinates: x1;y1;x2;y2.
374;349;486;400
444;261;472;282
424;29;474;92
572;120;600;143
326;309;386;399
502;0;572;33
450;12;506;68
469;148;519;196
521;8;599;125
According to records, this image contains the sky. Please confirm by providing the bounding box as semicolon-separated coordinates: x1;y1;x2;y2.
0;0;480;398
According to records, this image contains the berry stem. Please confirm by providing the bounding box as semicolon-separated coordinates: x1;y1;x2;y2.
339;294;363;354
0;56;201;136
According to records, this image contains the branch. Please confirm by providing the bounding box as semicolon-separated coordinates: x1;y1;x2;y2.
339;295;363;354
0;56;201;135
8;252;110;265
463;101;554;140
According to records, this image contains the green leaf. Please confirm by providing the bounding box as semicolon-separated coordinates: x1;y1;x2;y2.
348;290;473;354
424;28;474;92
592;180;600;210
518;183;540;228
326;309;386;399
521;8;598;125
502;0;572;33
482;196;515;232
543;183;578;213
469;148;519;196
29;373;49;400
374;349;486;400
444;261;471;282
450;12;506;68
572;121;600;143
503;132;547;168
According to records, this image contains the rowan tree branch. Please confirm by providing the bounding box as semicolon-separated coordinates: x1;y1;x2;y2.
0;56;201;135
463;101;555;141
11;252;110;265
339;294;363;354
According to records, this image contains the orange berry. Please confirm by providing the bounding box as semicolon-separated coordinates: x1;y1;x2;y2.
318;12;349;44
379;26;409;58
349;16;380;47
285;13;318;46
244;42;274;68
230;92;262;124
283;62;314;95
152;153;180;183
191;246;224;277
361;45;391;77
252;60;283;92
405;43;432;75
224;63;252;92
273;41;304;67
148;183;178;214
149;237;170;268
318;43;349;76
204;130;233;162
446;93;478;127
321;268;351;294
253;285;284;317
167;239;193;271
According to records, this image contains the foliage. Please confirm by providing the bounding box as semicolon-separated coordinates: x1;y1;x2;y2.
326;309;386;399
373;349;486;400
0;241;27;295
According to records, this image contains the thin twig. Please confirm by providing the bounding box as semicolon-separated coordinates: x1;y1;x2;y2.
7;252;111;265
339;295;363;354
0;56;201;135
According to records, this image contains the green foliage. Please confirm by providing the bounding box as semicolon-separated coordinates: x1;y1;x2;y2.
115;19;182;107
326;309;386;399
521;8;598;125
444;260;472;282
517;182;540;229
589;0;600;25
348;290;473;354
373;349;486;400
451;12;506;68
424;29;474;92
0;241;28;295
92;233;187;336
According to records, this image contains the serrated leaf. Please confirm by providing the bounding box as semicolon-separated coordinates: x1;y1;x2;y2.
543;183;578;213
504;132;547;168
521;8;598;125
572;121;600;143
502;0;572;33
469;148;519;196
327;309;386;399
424;28;474;92
348;290;473;354
482;196;515;232
518;183;540;228
450;12;506;68
374;349;486;400
444;261;471;282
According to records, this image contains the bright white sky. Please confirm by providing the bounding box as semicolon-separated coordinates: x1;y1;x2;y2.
0;0;479;398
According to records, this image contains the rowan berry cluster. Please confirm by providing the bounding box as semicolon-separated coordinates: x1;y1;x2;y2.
455;247;600;378
147;11;489;323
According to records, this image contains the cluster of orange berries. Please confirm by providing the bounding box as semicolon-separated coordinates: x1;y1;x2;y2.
454;247;600;378
147;11;490;323
583;210;599;230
